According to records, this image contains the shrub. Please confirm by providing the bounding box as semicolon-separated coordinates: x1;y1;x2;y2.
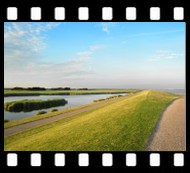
27;87;46;91
93;99;105;102
93;95;123;102
36;111;47;115
11;87;46;91
4;99;68;112
4;119;9;123
51;109;58;112
11;87;25;90
78;88;88;90
117;95;123;97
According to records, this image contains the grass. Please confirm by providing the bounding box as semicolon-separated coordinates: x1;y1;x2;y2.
4;103;97;129
4;94;129;129
4;90;178;151
4;99;67;112
4;89;138;97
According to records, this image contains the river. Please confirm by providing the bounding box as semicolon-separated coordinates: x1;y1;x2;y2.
4;94;126;121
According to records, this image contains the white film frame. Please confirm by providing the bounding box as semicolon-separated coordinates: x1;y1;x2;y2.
2;3;187;169
5;7;184;21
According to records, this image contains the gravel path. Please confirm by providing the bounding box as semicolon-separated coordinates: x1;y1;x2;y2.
146;98;186;151
4;95;129;137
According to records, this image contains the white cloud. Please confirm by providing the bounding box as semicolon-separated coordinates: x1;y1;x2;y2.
149;51;184;62
4;22;95;88
101;22;116;34
89;44;104;51
5;55;94;87
4;22;61;55
76;51;93;57
129;29;183;37
76;44;105;58
102;23;109;33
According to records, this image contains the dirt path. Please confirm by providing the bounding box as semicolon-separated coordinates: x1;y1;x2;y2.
4;95;129;137
146;98;186;151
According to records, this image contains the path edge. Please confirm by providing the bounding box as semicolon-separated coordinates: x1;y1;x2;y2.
144;98;180;151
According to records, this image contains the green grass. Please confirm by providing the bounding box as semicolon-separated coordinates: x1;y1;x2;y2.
4;89;138;97
4;103;97;129
4;99;67;112
4;90;178;151
4;94;129;129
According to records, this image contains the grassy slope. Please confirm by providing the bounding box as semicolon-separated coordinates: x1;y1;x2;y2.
4;93;130;129
4;90;178;151
4;103;97;129
4;89;138;97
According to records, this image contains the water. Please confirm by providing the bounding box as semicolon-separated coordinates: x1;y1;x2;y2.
4;94;126;121
159;89;186;96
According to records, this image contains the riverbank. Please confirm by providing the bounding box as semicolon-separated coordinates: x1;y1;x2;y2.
4;94;130;136
4;89;138;97
4;93;128;121
5;90;179;151
4;94;129;129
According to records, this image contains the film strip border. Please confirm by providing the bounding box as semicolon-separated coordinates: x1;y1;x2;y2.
1;0;189;170
1;6;187;21
1;152;186;168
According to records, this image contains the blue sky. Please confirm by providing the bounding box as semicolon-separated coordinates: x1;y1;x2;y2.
4;22;185;89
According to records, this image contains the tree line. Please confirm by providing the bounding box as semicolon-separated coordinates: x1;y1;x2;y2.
11;87;88;91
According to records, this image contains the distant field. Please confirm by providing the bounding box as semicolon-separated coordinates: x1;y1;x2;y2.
4;89;138;97
4;90;178;151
